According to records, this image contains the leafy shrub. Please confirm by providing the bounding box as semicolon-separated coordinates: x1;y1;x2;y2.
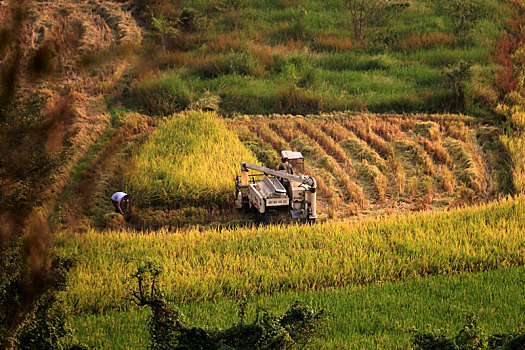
343;0;408;43
16;295;72;350
179;8;198;32
444;60;473;110
129;261;326;350
412;315;525;349
277;54;319;88
432;0;491;39
224;51;264;76
13;257;82;350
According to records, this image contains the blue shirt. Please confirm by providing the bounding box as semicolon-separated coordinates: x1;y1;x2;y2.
111;192;128;202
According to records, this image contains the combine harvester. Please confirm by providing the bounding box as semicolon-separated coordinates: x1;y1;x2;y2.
235;151;317;223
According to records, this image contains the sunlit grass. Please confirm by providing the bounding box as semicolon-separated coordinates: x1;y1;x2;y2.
56;196;525;314
125;110;257;207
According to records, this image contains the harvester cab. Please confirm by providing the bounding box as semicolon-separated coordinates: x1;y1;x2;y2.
281;150;304;174
235;150;317;223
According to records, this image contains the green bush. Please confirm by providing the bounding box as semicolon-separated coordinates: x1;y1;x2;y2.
192;51;263;79
16;295;72;350
12;257;82;350
444;60;473;110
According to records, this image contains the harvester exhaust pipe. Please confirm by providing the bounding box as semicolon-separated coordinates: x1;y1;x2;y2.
308;178;317;220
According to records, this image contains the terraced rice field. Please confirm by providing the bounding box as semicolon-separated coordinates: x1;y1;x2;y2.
229;113;500;219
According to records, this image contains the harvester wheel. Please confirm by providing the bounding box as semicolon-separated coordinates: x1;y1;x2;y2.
256;211;268;224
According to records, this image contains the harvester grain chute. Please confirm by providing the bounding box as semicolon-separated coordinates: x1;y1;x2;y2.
235;151;317;223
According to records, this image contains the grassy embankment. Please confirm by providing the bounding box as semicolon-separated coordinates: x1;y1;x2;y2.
69;266;525;349
125;0;505;117
56;196;525;315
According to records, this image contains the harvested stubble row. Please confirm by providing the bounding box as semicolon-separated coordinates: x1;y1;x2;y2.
296;120;357;177
56;197;525;314
343;120;395;159
294;121;365;207
233;114;496;213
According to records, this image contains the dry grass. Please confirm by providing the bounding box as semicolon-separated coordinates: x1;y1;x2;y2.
90;1;142;48
319;121;356;142
396;32;454;50
268;119;296;143
207;33;248;52
445;121;470;142
344;120;395;159
438;165;456;195
390;158;406;196
419;137;452;167
313;34;355;52
500;108;525;193
371;119;405;142
298;120;357;177
444;138;483;193
394;140;434;176
413;121;441;142
359;160;388;202
340;138;387;171
407;176;419;197
293;127;366;207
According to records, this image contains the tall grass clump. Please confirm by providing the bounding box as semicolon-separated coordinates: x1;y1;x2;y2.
125;111;257;208
127;74;198;116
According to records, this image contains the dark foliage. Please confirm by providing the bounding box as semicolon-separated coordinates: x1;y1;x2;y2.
0;1;74;348
129;261;326;350
412;315;525;350
15;258;76;350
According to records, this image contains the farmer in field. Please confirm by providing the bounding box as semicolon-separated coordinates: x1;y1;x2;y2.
111;191;130;216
